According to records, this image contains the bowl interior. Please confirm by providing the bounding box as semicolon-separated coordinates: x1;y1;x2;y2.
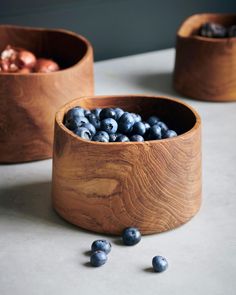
0;25;88;70
59;96;197;137
178;13;236;38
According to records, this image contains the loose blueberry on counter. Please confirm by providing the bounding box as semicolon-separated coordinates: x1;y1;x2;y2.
100;118;118;134
130;135;144;142
149;125;162;140
64;107;84;122
146;116;160;126
90;250;107;267
152;256;168;273
163;129;177;138
115;134;130;142
122;227;141;246
99;108;117;120
91;240;112;254
66;116;89;131
87;113;101;130
74;127;92;140
118;112;135;134
132;122;146;136
92;131;110;142
131;113;142;123
114;108;124;120
200;22;226;38
91;108;102;118
82;123;96;136
228;25;236;37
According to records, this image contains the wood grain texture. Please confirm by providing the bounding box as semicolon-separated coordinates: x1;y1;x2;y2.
52;95;202;235
0;25;94;163
173;13;236;102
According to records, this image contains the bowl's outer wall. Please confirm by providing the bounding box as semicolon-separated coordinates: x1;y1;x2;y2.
52;96;202;235
0;26;94;163
174;13;236;101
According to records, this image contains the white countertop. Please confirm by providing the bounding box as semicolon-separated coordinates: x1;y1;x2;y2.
0;48;236;295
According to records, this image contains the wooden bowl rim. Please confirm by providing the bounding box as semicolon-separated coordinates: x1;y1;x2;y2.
0;24;92;76
55;94;201;146
177;13;236;43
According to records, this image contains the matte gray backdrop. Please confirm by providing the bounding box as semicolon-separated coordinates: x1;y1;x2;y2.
1;0;236;60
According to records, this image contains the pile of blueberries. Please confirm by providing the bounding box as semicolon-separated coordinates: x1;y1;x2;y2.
64;106;177;142
89;227;168;273
199;22;236;38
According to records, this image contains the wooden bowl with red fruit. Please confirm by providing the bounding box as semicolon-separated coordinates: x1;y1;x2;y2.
0;24;94;163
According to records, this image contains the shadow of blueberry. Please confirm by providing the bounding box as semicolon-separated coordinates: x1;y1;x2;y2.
83;262;93;267
143;267;155;273
113;239;125;246
83;250;91;257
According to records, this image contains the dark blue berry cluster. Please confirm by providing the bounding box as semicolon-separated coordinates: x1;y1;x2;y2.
87;227;168;273
199;22;236;38
64;106;177;142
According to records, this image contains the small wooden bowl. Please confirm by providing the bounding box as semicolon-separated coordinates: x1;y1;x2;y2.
173;13;236;102
52;95;202;235
0;25;94;163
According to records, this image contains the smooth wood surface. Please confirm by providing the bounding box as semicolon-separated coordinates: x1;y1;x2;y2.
52;95;202;235
0;25;94;163
173;13;236;102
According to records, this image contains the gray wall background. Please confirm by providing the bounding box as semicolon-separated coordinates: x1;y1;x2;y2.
1;0;236;61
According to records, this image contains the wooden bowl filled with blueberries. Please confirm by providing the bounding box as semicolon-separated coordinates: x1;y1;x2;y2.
0;25;94;163
173;13;236;102
52;95;202;235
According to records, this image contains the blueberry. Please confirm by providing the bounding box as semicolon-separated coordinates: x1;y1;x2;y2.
87;113;101;130
109;133;120;142
132;122;146;136
91;240;111;254
157;121;168;134
64;107;84;123
122;227;141;246
92;131;109;142
114;108;124;120
131;113;142;123
149;124;162;140
130;135;144;142
100;118;118;134
152;256;168;273
143;122;151;133
91;108;102;118
99;108;117;120
115;134;130;142
228;25;236;37
118;112;135;134
146;116;160;126
163;130;177;138
90;250;107;267
66;116;89;131
200;22;226;38
84;109;91;117
82;123;96;136
74;127;92;140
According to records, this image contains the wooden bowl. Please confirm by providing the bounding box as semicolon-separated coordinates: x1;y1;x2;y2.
0;25;94;163
173;13;236;102
52;95;202;235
